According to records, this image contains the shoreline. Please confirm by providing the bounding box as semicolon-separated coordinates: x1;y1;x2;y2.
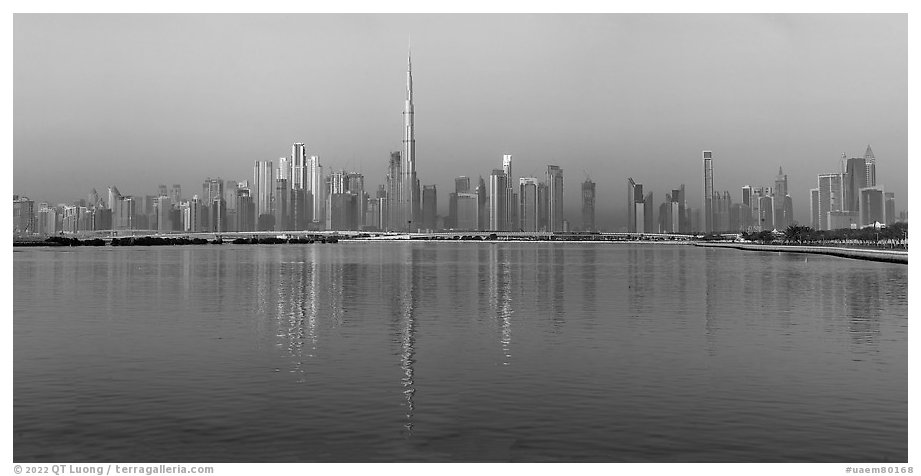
694;242;908;264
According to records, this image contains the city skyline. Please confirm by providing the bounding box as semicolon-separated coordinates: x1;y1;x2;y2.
14;14;908;227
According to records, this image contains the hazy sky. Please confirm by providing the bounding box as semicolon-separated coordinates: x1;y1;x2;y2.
14;13;907;229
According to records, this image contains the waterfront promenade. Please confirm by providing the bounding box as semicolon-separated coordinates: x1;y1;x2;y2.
694;242;908;264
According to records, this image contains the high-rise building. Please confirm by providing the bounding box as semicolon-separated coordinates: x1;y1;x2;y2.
364;197;382;231
277;156;290;187
673;184;687;233
291;143;307;190
519;177;539;232
235;190;254;232
581;178;596;232
703;151;714;233
385;152;402;231
306;155;324;227
422;185;437;231
845;157;867;213
13;196;35;235
644;192;655;233
865;145;876;188
455;176;470;193
859;187;885;227
448;176;468;231
274;178;289;231
817;173;845;230
399;47;419;231
476;176;488;231
254;161;274;218
456;193;479;231
158;185;168;198
488;170;509;231
659;189;685;233
347;173;366;229
716;191;730;232
209;197;226;233
88;189;100;208
885;192;896;225
502;155;514;229
201;178;224;232
809;188;820;230
156;196;171;233
112;195;136;230
758;195;774;231
547;165;564;232
107;186;121;210
170;185;181;204
773;166;790;230
626;177;642;233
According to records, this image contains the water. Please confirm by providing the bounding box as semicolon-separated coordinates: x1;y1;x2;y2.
13;242;908;462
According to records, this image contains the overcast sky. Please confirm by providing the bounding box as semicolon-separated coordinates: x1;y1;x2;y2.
13;13;907;229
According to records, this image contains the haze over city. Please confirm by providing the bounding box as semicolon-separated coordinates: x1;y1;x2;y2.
14;13;907;229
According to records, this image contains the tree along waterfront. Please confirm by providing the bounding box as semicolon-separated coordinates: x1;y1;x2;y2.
740;222;907;250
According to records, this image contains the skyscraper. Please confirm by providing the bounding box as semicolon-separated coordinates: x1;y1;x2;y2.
291;143;307;190
626;177;641;233
254;161;274;218
476;176;488;231
702;151;714;233
859;187;885;227
306;155;324;227
277;156;291;194
455;193;479;231
202;178;225;232
581;178;596;232
810;188;820;230
488;170;509;231
455;176;470;193
422;185;437;231
274;178;288;231
864;144;876;187
884;192;896;225
386;152;402;231
107;186;121;210
547;165;564;232
156;196;171;233
817;173;844;230
774;166;790;229
845;157;867;213
502;155;514;229
400;46;418;231
519;177;539;232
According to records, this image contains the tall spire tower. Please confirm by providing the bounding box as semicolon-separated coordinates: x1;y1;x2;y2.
400;41;418;231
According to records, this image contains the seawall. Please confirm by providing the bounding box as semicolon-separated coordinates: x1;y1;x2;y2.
695;242;908;265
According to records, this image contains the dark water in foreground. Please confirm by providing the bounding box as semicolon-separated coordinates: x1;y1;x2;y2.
13;243;908;462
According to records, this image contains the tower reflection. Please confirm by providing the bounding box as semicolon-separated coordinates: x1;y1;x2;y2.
387;244;418;436
489;245;513;365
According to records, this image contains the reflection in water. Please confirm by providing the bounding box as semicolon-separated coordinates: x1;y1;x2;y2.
845;273;881;353
581;247;597;321
551;246;565;330
489;245;513;365
390;245;418;436
12;244;910;462
306;247;319;359
703;248;719;356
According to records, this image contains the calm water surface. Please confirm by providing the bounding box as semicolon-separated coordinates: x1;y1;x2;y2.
13;242;908;462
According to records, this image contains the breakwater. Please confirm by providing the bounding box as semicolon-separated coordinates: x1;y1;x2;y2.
695;242;908;264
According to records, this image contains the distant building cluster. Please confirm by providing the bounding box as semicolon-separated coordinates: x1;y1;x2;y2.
12;52;906;238
808;146;898;231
